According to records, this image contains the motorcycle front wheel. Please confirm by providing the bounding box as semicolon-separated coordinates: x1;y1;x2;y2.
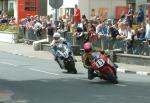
104;69;118;84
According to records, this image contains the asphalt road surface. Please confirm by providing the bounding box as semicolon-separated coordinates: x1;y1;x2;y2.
0;51;150;103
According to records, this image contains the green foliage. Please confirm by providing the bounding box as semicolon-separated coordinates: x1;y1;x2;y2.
0;24;8;31
0;24;18;32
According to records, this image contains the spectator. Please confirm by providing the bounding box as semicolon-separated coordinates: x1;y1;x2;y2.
97;22;110;50
127;4;134;27
57;16;65;31
82;14;88;22
109;23;120;39
118;22;128;39
74;4;81;25
33;20;43;40
137;6;144;24
137;23;145;40
98;22;109;36
145;18;150;45
83;22;96;43
9;17;16;25
127;26;134;40
1;15;8;23
109;23;120;49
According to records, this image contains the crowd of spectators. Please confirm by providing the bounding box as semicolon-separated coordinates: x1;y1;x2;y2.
0;14;17;25
19;14;56;41
17;4;150;55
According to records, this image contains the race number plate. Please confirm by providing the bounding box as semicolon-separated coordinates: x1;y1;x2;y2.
95;59;105;68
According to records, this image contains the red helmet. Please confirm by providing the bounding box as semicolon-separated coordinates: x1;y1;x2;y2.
83;42;94;53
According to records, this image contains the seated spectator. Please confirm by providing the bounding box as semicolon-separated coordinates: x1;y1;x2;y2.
1;16;8;23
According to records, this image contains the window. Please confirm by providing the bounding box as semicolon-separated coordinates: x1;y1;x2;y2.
25;1;37;11
25;7;36;11
9;3;14;10
25;2;36;6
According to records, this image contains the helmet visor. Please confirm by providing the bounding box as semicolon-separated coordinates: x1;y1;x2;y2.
54;37;60;40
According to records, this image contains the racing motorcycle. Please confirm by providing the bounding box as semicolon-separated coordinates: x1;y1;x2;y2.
86;51;118;84
52;43;77;74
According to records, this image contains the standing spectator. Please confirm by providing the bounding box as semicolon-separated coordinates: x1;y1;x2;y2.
145;18;150;45
97;22;110;50
127;4;134;27
57;16;65;31
74;4;81;26
109;23;120;49
137;6;144;24
118;22;128;38
83;22;96;43
82;14;88;23
137;23;145;40
33;20;43;40
118;22;128;50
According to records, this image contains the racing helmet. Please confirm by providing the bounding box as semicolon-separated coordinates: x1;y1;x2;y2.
83;42;94;53
53;32;61;41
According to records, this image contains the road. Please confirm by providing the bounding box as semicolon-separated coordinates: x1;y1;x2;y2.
0;51;150;103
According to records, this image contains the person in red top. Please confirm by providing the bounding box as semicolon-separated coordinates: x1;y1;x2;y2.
74;4;81;25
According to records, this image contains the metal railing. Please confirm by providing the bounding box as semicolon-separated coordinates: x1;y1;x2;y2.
22;28;150;56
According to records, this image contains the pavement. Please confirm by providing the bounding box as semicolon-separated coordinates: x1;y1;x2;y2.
0;42;150;76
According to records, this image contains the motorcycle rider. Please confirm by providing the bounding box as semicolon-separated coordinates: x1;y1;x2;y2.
82;42;117;80
50;32;75;69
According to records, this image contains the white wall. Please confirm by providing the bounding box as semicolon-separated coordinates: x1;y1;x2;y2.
47;0;53;15
62;0;78;8
79;0;90;19
89;0;126;18
78;0;126;19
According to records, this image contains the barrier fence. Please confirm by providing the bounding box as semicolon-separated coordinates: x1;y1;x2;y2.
23;29;150;56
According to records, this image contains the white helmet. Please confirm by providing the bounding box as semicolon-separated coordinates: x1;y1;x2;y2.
53;32;61;40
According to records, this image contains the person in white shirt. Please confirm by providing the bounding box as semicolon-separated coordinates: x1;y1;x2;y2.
145;18;150;45
127;26;134;40
118;22;128;39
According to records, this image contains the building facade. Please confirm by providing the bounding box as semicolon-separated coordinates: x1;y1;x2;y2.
0;0;149;22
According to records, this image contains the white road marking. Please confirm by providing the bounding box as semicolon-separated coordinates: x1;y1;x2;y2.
0;61;59;76
117;69;125;73
0;61;17;67
28;68;59;76
136;71;148;75
115;84;127;87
